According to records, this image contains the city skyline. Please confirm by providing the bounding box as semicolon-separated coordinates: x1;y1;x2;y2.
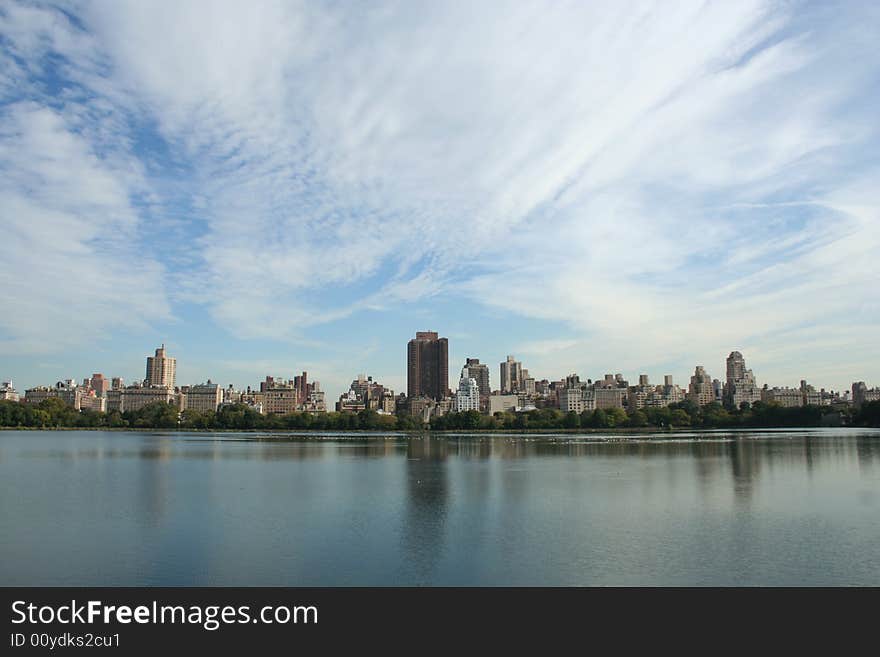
1;1;879;402
4;336;875;405
4;338;873;410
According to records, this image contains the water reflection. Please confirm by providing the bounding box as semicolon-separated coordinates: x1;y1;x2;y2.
856;435;879;471
1;429;879;585
727;440;758;503
137;440;168;527
12;430;880;497
402;438;449;585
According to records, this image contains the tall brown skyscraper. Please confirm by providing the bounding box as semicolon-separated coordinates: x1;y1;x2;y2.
294;371;308;403
407;331;448;400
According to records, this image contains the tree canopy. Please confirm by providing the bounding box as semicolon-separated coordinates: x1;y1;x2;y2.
0;398;874;431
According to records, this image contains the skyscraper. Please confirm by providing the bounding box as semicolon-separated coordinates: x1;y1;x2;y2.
145;344;176;388
500;355;523;393
723;351;760;408
463;358;491;399
407;331;449;400
294;371;308;403
455;367;480;412
89;373;110;397
688;366;715;406
852;381;880;407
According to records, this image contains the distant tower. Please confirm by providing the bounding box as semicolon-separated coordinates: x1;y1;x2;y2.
146;344;176;388
500;355;523;393
688;366;715;406
464;358;491;399
456;367;480;412
294;371;308;403
726;351;747;382
723;351;759;408
89;373;110;397
407;331;449;400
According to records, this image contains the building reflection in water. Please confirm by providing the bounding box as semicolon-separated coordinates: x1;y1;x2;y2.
856;434;879;472
122;429;880;545
3;429;880;586
122;430;880;497
727;439;761;505
401;437;449;585
135;436;173;528
687;440;726;499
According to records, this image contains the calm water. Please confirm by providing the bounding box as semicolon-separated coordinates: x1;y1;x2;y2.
1;428;879;586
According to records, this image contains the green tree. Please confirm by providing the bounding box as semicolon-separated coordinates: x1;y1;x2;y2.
604;407;627;428
855;400;880;427
180;409;214;429
106;410;126;428
127;401;179;429
461;410;482;430
670;409;691;427
395;414;422;431
357;409;381;430
628;410;648;427
39;397;78;426
31;409;51;427
590;409;608;428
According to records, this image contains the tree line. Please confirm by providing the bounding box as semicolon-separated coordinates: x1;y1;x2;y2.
1;398;878;431
429;401;871;430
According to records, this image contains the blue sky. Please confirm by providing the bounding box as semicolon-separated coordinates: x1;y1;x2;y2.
1;0;878;402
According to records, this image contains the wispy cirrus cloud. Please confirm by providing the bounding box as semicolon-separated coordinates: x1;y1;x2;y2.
0;100;170;354
1;0;878;392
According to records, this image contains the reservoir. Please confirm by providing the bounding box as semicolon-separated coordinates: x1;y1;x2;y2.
1;428;878;586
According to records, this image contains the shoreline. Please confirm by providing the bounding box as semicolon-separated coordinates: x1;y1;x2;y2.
1;425;876;435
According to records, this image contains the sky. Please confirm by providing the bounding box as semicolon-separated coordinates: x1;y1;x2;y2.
1;0;878;402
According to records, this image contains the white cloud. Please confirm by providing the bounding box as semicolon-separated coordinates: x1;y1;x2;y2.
0;102;170;354
1;0;878;391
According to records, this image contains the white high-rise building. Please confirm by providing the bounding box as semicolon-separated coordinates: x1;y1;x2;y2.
456;367;480;412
